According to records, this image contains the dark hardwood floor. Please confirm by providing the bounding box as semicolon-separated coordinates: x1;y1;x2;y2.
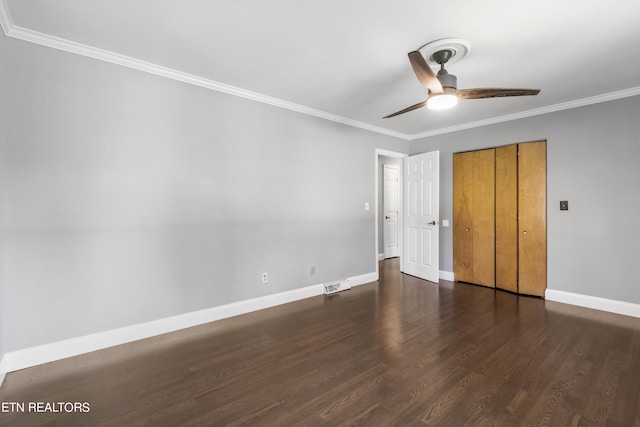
1;258;640;426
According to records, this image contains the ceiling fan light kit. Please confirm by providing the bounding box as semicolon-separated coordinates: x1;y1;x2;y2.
384;38;540;118
427;93;458;110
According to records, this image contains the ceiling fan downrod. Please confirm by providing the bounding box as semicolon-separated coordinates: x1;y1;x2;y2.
431;49;457;91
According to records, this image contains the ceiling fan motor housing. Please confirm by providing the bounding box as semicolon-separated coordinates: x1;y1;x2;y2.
437;73;457;90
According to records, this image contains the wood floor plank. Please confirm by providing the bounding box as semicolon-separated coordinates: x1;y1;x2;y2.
1;258;640;426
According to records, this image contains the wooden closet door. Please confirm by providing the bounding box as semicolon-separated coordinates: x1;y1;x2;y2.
453;149;495;287
518;141;547;296
453;152;474;283
495;144;518;292
472;149;495;287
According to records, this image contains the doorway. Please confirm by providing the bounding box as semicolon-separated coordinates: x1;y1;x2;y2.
375;149;441;284
375;149;407;279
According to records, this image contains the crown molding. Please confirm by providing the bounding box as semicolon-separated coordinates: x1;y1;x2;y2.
0;0;12;36
408;86;640;140
0;3;410;141
1;0;639;142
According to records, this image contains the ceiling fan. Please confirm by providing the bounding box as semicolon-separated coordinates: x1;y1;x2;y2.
384;48;540;118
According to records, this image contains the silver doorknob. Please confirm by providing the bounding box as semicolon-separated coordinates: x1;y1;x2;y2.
523;231;528;235
465;228;470;232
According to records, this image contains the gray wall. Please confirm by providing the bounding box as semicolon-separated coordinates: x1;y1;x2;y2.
0;31;7;364
6;31;639;356
410;95;640;304
377;155;402;255
4;38;408;352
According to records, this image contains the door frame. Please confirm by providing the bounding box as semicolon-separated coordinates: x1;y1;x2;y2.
375;149;408;279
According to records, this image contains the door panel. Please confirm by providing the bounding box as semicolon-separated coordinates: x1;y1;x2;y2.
518;141;547;296
453;149;495;287
453;152;474;283
423;165;434;217
385;222;398;248
383;165;399;258
471;149;496;287
495;144;518;292
407;227;418;264
404;151;439;282
422;228;434;267
407;180;418;216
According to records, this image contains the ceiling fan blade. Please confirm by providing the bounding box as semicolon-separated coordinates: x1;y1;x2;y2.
408;51;443;94
456;88;540;99
383;99;427;118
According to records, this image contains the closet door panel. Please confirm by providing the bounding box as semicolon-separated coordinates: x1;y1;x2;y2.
453;152;474;282
495;144;518;292
471;149;496;287
518;141;547;296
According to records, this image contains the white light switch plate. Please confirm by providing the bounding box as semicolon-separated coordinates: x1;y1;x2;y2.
442;220;449;227
364;202;369;211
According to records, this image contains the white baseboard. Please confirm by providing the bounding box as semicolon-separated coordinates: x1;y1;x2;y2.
348;271;378;287
378;253;385;261
2;271;378;374
440;270;454;281
4;283;324;373
0;356;6;386
545;289;640;319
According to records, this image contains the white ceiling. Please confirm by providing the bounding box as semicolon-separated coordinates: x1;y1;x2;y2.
3;0;640;139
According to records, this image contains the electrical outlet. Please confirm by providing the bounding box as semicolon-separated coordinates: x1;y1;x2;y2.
262;272;268;283
310;266;316;275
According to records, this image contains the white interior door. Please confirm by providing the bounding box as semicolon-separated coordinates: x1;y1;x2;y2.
404;151;439;282
383;164;399;258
